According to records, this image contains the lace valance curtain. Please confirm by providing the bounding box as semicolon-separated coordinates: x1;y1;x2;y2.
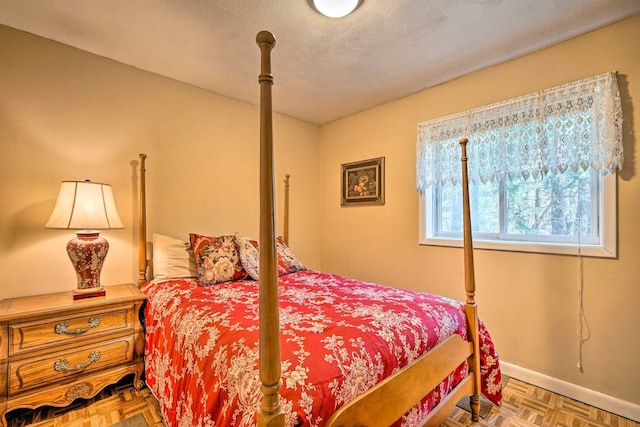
416;71;623;192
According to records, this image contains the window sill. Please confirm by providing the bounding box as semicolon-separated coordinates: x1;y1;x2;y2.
419;237;616;258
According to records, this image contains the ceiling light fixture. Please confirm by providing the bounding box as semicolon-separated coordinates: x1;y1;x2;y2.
308;0;363;18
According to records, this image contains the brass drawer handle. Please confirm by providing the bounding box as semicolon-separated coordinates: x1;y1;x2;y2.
54;351;101;372
55;317;101;335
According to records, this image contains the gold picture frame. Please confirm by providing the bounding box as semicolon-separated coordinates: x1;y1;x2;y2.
341;157;385;206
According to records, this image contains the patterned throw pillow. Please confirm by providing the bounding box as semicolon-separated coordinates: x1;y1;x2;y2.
236;233;306;279
189;233;249;286
276;236;306;275
235;233;260;281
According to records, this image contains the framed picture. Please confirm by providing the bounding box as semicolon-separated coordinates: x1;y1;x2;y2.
341;157;385;206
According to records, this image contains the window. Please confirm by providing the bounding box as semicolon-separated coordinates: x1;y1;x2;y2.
417;72;623;257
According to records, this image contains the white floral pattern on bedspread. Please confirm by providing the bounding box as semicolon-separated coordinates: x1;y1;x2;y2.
142;270;502;427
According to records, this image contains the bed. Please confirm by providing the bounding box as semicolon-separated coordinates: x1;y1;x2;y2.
136;30;502;427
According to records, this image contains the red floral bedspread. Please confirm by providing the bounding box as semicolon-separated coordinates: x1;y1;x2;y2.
142;270;502;426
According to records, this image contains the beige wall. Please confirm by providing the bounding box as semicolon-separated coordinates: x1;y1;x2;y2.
319;15;640;406
0;25;322;300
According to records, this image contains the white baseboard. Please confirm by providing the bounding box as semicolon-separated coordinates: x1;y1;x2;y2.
500;361;640;422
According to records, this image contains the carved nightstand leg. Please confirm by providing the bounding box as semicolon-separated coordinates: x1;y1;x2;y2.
133;367;144;390
0;404;6;427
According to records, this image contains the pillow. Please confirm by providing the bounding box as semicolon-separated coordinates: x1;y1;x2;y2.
189;233;249;286
276;236;306;275
235;233;306;279
235;233;260;280
152;233;197;282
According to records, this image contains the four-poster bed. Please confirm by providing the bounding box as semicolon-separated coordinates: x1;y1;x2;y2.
135;31;501;427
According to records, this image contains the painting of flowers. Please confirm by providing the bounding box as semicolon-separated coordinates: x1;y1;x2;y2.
341;157;385;206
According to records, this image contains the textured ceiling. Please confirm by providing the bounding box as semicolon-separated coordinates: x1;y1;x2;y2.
1;1;639;124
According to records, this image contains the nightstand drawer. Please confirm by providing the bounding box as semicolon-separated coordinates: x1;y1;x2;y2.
9;306;133;356
8;335;134;396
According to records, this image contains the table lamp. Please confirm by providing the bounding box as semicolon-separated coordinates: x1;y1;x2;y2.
46;180;124;300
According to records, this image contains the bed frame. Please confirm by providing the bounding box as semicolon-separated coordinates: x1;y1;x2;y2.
137;30;481;427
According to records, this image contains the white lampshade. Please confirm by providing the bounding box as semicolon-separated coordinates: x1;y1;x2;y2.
309;0;363;18
46;180;124;230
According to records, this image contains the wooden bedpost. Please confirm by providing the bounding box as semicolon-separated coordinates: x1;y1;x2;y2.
460;138;482;421
256;30;285;427
138;153;148;286
283;174;290;245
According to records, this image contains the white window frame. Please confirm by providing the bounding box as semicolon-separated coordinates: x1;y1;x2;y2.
417;72;622;258
419;172;617;257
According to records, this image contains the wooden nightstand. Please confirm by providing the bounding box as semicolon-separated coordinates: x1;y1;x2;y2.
0;284;145;427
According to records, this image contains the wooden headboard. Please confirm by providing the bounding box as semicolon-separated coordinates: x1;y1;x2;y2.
135;152;291;286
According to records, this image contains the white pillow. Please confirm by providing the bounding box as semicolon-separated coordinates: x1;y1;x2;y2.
152;233;197;282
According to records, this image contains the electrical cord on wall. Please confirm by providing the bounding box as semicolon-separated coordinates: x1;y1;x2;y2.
576;182;591;372
576;249;591;371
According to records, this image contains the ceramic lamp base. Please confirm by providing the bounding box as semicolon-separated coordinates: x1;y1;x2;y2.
67;231;109;299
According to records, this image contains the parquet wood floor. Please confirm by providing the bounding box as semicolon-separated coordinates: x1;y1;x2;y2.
5;377;164;427
6;376;638;426
444;379;639;427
